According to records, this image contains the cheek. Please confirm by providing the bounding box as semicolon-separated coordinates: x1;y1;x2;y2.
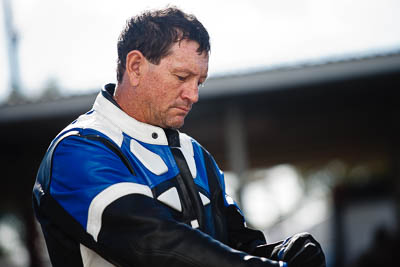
144;71;180;105
157;80;180;100
145;76;165;99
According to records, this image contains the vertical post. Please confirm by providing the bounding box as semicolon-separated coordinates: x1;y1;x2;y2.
224;102;249;206
2;0;22;98
332;185;345;267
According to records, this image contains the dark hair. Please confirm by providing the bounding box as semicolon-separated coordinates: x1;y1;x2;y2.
116;6;210;83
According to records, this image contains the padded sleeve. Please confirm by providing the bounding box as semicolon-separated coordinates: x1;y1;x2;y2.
203;149;269;255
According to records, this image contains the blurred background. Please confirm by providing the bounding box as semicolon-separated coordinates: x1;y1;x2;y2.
1;0;399;266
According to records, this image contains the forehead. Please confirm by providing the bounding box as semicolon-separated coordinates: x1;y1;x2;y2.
162;40;209;75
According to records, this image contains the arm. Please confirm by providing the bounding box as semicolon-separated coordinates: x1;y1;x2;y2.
34;133;285;267
202;150;325;267
201;148;268;254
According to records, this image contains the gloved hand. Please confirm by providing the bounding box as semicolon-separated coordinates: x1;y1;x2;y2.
269;232;326;267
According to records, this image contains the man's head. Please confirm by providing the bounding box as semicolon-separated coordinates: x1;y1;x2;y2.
114;7;210;129
116;7;210;84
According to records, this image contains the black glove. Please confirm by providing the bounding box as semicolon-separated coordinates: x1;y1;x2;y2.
269;232;326;267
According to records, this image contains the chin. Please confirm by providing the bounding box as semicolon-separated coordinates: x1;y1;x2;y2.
166;123;184;130
166;119;185;129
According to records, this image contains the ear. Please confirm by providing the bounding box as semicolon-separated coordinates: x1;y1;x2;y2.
125;50;146;87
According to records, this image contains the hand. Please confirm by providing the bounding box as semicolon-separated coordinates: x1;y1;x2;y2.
270;232;326;267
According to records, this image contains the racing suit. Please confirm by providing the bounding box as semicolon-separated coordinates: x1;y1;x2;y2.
33;83;286;267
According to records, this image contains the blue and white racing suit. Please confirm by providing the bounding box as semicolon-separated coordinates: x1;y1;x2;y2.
33;84;286;267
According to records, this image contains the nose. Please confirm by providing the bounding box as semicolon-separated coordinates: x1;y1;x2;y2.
181;82;199;104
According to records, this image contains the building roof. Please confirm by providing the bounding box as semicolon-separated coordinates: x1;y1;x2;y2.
1;50;400;123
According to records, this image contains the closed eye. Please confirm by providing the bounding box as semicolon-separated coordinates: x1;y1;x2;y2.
175;73;206;87
176;75;188;82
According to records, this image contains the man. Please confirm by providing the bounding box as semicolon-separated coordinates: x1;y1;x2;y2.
33;7;325;267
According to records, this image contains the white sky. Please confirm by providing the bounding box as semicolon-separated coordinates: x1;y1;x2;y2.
0;0;399;101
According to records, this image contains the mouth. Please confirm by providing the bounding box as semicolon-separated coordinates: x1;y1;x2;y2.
174;106;191;113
